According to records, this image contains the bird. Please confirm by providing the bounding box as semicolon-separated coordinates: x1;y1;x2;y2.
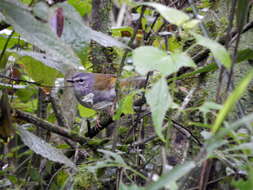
67;72;146;112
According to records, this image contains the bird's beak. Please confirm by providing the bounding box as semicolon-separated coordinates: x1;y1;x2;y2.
66;79;74;83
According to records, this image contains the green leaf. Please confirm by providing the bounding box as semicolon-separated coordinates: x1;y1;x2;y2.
236;0;250;30
147;161;195;190
171;52;196;69
199;101;223;114
0;35;18;50
11;50;71;73
78;104;96;118
18;56;60;86
113;92;135;120
208;113;253;152
16;87;36;102
133;46;168;75
0;0;81;73
52;2;128;49
120;184;145;190
182;19;200;29
146;78;172;141
143;2;190;26
232;167;253;190
237;48;253;63
18;127;76;169
112;26;133;37
192;32;231;69
212;68;253;133
67;0;91;16
133;46;195;76
167;63;218;83
20;0;33;5
0;51;10;69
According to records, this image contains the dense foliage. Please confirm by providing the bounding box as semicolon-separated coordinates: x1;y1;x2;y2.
0;0;253;189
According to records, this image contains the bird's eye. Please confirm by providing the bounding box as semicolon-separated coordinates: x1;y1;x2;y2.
78;79;85;83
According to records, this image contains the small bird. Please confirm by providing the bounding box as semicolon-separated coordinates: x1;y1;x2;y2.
67;72;146;111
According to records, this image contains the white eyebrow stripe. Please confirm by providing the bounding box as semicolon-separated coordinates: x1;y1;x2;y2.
73;77;88;81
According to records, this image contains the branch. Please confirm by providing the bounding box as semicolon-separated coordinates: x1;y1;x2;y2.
85;96;147;138
14;109;88;145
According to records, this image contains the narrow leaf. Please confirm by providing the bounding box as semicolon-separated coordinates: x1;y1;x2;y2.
18;127;76;169
143;2;190;26
192;32;231;69
147;161;195;190
146;78;172;141
236;0;250;30
212;69;253;133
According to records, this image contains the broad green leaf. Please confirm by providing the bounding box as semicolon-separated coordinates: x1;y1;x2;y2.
212;68;253;133
90;30;128;48
171;52;196;69
143;2;190;26
133;46;169;75
133;46;195;76
18;127;76;169
146;78;172;141
192;33;231;68
18;56;60;86
0;35;18;50
78;104;96;118
54;2;127;49
67;0;91;16
182;19;200;29
52;2;127;49
0;0;81;73
11;50;71;73
146;161;195;190
113;92;135;120
237;48;253;63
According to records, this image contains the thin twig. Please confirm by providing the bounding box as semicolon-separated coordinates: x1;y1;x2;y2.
112;6;146;151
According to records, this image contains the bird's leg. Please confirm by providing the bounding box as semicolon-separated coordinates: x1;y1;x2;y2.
109;104;115;117
95;116;103;129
